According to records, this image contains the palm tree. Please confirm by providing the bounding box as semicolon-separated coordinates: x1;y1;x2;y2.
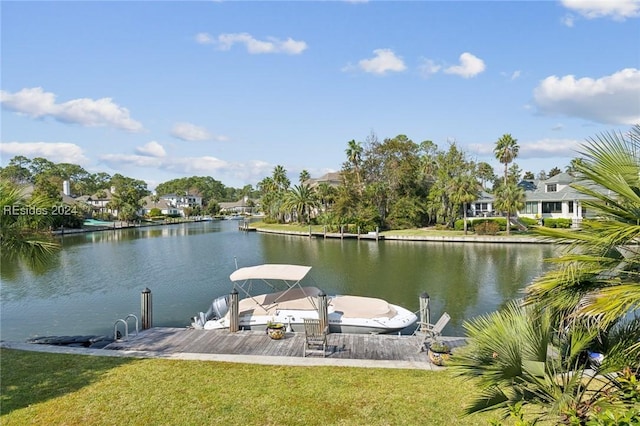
272;165;290;192
316;182;336;212
494;134;519;185
527;125;640;330
0;179;59;267
451;173;481;234
283;184;318;224
453;301;638;424
493;181;525;235
299;170;311;184
345;139;363;192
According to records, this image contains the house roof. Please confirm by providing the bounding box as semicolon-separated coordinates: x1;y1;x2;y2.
305;171;342;187
141;196;173;210
522;174;605;202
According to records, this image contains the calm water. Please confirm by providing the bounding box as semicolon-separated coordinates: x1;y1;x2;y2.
0;220;558;341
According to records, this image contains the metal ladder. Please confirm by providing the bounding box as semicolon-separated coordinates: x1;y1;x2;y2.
113;314;139;341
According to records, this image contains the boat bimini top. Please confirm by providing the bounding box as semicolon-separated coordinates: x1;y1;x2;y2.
230;264;312;283
230;264;320;313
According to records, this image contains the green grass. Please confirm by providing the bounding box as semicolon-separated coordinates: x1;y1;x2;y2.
1;348;502;425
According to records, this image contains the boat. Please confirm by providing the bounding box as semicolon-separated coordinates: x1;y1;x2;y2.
191;264;418;334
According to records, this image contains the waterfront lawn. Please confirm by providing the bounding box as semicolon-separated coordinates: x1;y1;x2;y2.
1;348;502;425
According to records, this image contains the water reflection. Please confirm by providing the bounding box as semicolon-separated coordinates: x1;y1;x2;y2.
0;221;558;340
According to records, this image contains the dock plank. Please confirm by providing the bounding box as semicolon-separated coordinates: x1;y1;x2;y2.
103;327;462;364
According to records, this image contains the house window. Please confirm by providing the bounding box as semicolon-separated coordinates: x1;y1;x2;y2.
524;202;538;214
475;203;489;212
546;184;557;192
568;202;574;214
542;202;562;213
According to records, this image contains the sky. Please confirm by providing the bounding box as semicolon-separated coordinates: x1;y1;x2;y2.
1;1;639;191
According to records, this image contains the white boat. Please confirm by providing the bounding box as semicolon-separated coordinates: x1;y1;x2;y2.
192;264;417;334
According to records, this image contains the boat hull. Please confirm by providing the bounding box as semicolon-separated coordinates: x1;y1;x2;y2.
198;303;417;334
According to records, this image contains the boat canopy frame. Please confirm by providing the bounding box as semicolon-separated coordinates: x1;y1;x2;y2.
229;264;320;312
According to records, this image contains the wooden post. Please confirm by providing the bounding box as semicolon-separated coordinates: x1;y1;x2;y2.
357;226;360;240
309;225;312;238
419;292;430;329
340;225;344;240
317;291;329;333
141;287;152;330
376;226;379;241
323;225;327;239
229;289;239;332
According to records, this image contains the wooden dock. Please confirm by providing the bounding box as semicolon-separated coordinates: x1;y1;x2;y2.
103;327;466;363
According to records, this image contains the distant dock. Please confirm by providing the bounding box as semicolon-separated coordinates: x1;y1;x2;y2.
238;223;383;241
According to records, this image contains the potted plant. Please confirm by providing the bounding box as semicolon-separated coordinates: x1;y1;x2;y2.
428;341;451;366
266;321;285;340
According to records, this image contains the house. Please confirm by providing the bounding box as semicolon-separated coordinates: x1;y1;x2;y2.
305;171;342;188
76;187;117;217
469;173;603;227
470;190;495;217
219;196;255;215
517;172;599;225
139;196;180;216
160;194;203;209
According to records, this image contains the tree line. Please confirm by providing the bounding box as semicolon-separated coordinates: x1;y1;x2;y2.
0;131;584;232
258;132;576;233
0;156;253;222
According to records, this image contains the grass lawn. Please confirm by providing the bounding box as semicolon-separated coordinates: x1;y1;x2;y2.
1;348;503;425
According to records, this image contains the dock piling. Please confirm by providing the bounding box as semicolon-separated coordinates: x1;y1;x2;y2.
141;288;152;330
229;289;239;332
317;291;329;333
419;292;430;328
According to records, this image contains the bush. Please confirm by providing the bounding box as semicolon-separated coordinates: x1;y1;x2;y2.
518;217;538;228
475;220;500;235
543;218;572;228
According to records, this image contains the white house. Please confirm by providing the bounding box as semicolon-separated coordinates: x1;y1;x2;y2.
517;173;600;226
139;196;181;216
160;194;203;210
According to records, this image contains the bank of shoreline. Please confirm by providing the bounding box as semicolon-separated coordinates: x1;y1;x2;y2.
246;224;549;244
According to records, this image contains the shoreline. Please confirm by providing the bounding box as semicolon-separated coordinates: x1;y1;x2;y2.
51;217;215;236
246;225;549;244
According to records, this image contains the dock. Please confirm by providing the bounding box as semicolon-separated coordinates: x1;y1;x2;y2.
2;327;468;370
98;327;466;367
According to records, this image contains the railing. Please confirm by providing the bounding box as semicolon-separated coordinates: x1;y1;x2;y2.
113;314;139;341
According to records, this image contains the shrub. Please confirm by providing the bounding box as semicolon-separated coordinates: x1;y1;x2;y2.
518;217;538;228
543;218;573;228
475;220;500;235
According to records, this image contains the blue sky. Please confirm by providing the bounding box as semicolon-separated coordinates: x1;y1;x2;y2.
1;1;639;190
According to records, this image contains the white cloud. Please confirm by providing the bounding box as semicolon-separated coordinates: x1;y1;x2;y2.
171;122;209;141
170;122;221;141
0;87;143;132
418;59;442;77
99;152;272;186
518;139;582;159
0;141;90;165
533;68;640;125
100;153;164;169
444;52;486;78
356;49;406;75
208;32;307;55
135;141;166;157
561;0;640;20
195;32;214;44
561;14;576;27
467;138;581;161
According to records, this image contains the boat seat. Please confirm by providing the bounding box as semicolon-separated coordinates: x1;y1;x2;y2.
302;318;329;357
